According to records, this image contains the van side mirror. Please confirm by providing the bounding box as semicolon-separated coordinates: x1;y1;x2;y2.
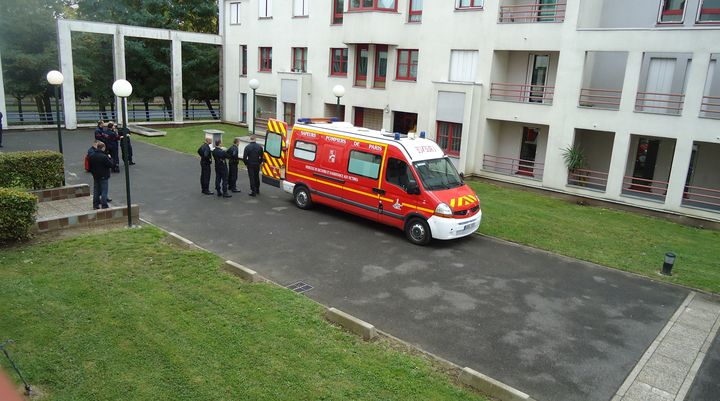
459;172;465;180
406;183;420;195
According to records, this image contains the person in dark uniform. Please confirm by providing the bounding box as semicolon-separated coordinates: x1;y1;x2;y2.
94;120;106;145
0;110;4;147
227;137;241;193
197;137;214;195
88;142;114;209
243;135;264;197
119;126;135;165
212;139;231;198
104;122;120;172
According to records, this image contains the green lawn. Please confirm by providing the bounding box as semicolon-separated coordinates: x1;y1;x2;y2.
0;226;484;401
469;179;720;293
134;123;249;155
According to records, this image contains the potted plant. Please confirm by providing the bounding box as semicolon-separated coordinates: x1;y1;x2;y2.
562;146;587;186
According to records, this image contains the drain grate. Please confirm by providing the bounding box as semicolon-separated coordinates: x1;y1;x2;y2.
286;281;313;294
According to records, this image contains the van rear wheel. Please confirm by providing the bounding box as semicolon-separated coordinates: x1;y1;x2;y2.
405;217;431;245
293;186;312;209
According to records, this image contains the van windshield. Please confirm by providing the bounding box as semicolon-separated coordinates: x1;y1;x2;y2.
413;158;463;191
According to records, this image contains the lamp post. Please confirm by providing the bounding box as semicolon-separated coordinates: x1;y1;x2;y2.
46;70;65;185
249;78;260;134
112;79;133;227
332;84;345;120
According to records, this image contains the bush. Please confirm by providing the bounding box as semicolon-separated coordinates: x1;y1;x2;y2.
0;188;37;242
0;151;64;189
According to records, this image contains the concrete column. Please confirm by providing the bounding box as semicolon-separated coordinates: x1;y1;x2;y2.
57;21;77;129
665;137;695;209
112;30;126;125
606;131;632;198
619;52;643;113
171;36;183;124
0;46;7;127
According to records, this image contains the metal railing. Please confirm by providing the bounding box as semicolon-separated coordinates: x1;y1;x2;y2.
77;110;118;123
579;88;622;110
682;185;720;211
567;168;609;191
635;91;685;115
183;108;221;120
483;154;544;180
622;176;669;201
498;1;566;23
6;111;58;125
700;95;720;119
490;82;555;104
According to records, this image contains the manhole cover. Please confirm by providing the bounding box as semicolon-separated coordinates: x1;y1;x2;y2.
286;281;313;293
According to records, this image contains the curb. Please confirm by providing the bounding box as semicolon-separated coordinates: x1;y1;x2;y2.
325;307;377;341
166;232;200;250
459;367;535;401
222;260;261;282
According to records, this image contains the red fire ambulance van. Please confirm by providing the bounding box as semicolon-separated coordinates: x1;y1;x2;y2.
261;118;482;245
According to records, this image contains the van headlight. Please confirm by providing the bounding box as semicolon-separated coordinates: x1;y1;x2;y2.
434;203;453;218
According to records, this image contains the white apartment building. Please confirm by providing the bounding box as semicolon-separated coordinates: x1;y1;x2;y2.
219;0;720;222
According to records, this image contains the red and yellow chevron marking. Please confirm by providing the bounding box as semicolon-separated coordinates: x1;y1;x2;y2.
262;119;288;179
449;195;479;209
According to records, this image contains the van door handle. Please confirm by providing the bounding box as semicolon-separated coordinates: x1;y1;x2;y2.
372;188;386;195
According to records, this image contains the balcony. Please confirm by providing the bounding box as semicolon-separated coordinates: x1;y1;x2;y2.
700;95;720;119
483;155;545;180
634;91;685;115
568;168;609;192
579;88;622;110
490;83;554;104
498;1;566;23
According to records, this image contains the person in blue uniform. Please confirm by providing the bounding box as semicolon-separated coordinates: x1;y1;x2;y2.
242;135;264;197
197;137;213;195
88;142;114;209
104;122;120;172
94;120;106;145
212;139;231;198
227;137;241;193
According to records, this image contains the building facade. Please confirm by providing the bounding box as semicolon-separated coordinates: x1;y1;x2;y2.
220;0;720;221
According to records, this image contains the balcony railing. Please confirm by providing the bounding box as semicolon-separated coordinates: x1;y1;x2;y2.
682;185;720;211
490;83;555;104
483;154;544;180
567;168;609;192
634;91;685;115
622;176;669;202
498;1;566;23
579;88;622;110
700;95;720;119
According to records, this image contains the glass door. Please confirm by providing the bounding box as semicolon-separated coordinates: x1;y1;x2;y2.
527;55;550;103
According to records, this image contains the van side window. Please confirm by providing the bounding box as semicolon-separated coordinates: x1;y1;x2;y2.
385;158;417;191
293;140;317;161
265;132;282;158
348;150;382;179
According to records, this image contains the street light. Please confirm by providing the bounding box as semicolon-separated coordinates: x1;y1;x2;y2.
249;78;260;134
332;84;345;120
46;70;65;184
112;79;133;227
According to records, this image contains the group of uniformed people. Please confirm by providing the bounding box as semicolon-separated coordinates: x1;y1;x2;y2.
197;135;264;198
93;120;134;172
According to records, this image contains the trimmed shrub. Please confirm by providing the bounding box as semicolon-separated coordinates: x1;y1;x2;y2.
0;188;37;242
0;151;64;189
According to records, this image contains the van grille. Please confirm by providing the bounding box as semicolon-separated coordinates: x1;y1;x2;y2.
453;205;480;217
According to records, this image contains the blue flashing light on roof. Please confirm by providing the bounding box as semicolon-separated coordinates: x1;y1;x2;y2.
420;131;426;138
330;117;339;122
394;132;401;140
297;118;311;124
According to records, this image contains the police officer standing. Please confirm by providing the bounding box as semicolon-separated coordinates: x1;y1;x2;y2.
213;139;231;198
197;137;213;195
243;135;264;197
227;137;241;193
104;122;121;173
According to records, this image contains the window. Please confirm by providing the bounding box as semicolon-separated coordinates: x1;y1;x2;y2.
294;0;310;16
456;0;483;9
449;50;478;82
374;45;388;88
240;93;247;123
348;150;382;179
436;121;462;156
408;0;422;22
331;48;348;76
355;44;369;86
386;158;417;191
332;0;344;24
284;103;296;124
266;132;283;157
293;140;317;161
230;2;241;24
698;0;720;22
240;45;247;76
292;47;307;72
259;47;272;72
658;0;686;23
349;0;397;11
259;0;272;18
396;49;419;81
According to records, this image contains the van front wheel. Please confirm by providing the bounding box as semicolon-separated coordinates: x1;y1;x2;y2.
405;218;431;245
293;186;312;210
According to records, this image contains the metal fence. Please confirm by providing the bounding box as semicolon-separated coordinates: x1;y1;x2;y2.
5;104;220;125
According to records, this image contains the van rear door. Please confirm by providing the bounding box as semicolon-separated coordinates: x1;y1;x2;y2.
262;119;287;188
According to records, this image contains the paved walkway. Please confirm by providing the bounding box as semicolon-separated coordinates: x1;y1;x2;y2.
36;197;96;220
614;292;720;401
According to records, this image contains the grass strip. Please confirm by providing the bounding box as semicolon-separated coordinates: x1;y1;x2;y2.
134;123;249;156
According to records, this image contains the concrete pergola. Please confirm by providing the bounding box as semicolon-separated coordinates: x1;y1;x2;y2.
56;19;223;129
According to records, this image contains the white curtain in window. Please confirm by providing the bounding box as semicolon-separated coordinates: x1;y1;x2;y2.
259;0;272;17
294;0;309;16
378;0;395;8
230;3;240;24
449;50;478;82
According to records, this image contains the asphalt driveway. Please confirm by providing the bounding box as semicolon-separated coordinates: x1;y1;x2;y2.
4;129;691;401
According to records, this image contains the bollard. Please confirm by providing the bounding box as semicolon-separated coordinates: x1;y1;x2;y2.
661;252;676;276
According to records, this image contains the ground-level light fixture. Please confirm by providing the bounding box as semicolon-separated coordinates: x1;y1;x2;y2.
661;252;676;276
112;79;134;227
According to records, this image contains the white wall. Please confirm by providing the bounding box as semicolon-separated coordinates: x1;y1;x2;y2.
575;129;615;172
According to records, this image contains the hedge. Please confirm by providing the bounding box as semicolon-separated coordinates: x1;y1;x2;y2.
0;188;37;242
0;150;64;189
